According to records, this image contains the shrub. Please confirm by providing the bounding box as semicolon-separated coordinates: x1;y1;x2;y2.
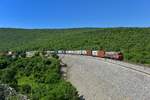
20;84;31;94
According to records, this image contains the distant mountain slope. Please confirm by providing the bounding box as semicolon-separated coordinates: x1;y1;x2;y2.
0;28;150;65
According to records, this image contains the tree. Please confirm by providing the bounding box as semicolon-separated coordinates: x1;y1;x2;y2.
51;53;59;59
21;84;31;94
0;59;8;69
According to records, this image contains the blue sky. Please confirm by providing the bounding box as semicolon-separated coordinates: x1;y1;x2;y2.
0;0;149;28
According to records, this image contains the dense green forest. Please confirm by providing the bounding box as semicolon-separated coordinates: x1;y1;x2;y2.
0;54;79;100
0;28;150;66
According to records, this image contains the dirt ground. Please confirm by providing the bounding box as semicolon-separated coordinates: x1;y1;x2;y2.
59;54;150;100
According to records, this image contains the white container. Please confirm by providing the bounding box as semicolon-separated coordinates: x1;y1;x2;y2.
65;51;69;54
58;50;63;54
78;50;82;55
81;50;87;55
74;50;81;55
72;51;77;54
26;51;37;57
92;51;98;56
67;51;73;54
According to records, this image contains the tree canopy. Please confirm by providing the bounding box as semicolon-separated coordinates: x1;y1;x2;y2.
0;55;79;100
0;28;149;65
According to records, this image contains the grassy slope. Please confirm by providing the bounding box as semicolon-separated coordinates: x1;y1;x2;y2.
0;28;150;65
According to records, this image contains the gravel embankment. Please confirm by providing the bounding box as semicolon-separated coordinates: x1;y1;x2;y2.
59;54;150;100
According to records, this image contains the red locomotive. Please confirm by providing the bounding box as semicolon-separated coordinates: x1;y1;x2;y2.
104;51;123;60
90;50;123;60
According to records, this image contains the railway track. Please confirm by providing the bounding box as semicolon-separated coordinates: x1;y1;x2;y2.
60;54;150;76
93;57;150;76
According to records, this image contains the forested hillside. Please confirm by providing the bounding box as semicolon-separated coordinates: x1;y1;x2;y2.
0;28;150;66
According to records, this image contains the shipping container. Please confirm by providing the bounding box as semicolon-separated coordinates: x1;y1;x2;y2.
73;51;77;55
77;50;82;55
70;51;74;54
81;50;87;55
86;50;92;56
47;51;55;54
58;50;63;54
26;51;37;57
61;50;66;54
72;51;77;55
97;50;105;58
66;50;74;54
66;51;70;54
92;51;98;56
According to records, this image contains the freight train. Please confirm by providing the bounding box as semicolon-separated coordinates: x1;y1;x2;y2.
0;50;123;60
51;50;123;61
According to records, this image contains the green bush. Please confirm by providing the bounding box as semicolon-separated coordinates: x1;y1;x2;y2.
0;55;79;99
52;53;59;59
20;84;31;94
0;59;8;69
